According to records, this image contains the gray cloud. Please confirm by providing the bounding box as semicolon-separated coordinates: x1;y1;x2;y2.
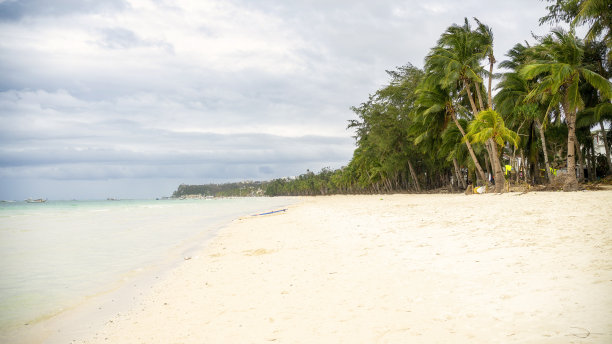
0;133;352;169
98;27;144;49
0;88;353;182
97;27;174;52
0;0;128;21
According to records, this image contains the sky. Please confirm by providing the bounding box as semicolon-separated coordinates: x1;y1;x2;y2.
0;0;562;200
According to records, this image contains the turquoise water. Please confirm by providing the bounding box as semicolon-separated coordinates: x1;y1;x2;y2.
0;198;294;332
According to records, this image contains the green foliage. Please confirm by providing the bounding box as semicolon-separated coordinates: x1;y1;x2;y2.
540;0;612;66
539;0;581;26
465;109;520;147
425;18;486;92
574;0;612;45
172;182;266;198
518;29;611;126
264;168;345;196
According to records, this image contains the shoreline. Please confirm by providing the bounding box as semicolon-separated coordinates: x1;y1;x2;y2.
1;198;297;344
3;215;233;344
18;192;612;343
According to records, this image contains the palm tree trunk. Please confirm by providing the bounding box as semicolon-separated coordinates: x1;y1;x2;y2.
493;139;503;170
463;80;480;115
484;148;492;182
535;119;553;183
520;150;527;183
575;140;585;181
486;138;505;185
599;121;612;173
407;159;421;192
474;82;485;111
511;122;523;184
450;110;489;185
488;139;506;193
468;165;475;186
511;146;517;183
590;145;597;178
562;99;579;191
587;144;595;180
487;55;495;109
453;157;466;189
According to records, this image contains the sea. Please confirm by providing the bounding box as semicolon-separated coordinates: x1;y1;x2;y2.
0;197;295;334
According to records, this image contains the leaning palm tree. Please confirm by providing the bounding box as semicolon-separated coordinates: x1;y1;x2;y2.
423;18;498;186
426;18;486;115
520;29;612;191
474;18;496;108
465;109;520;193
415;76;489;186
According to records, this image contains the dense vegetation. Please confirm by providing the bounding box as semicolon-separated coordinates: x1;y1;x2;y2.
172;182;266;198
264;0;612;196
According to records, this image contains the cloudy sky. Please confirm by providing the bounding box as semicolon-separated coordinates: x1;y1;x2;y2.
0;0;561;200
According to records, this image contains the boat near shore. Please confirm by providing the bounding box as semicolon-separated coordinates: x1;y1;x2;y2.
25;198;47;203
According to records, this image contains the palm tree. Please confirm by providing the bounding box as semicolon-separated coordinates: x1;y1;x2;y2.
520;29;612;190
573;0;612;48
540;0;612;63
426;18;486;115
496;69;558;182
422;18;497;186
474;18;496;108
465;109;520;192
415;77;489;186
497;42;555;182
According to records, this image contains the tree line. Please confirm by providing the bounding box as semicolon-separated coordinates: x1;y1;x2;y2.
264;0;612;196
173;182;265;198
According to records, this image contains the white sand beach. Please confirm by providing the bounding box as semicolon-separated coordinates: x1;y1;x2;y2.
36;191;612;343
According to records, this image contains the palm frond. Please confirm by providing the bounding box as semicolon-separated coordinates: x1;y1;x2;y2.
519;63;552;80
581;68;612;99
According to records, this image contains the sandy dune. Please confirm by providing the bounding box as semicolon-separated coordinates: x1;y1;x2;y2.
49;192;612;343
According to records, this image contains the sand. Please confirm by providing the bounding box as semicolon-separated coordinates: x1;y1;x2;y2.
39;191;612;343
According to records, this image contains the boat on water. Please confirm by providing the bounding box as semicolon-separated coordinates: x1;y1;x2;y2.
25;198;47;203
